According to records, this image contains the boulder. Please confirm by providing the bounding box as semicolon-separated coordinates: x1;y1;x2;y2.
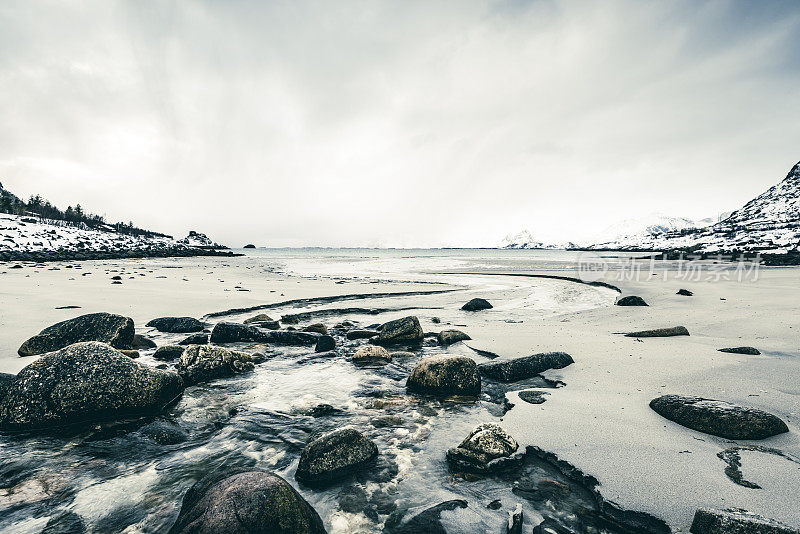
649;395;789;440
146;317;204;333
18;312;135;356
119;349;140;358
315;335;336;353
346;329;379;340
616;296;648;306
178;333;209;346
518;390;549;405
689;508;799;534
243;244;256;249
719;347;761;355
0;372;15;403
462;298;493;311
352;345;392;364
176;345;257;386
131;334;157;349
446;423;520;473
303;323;328;335
153;345;185;361
244;313;274;324
479;352;573;382
624;326;689;338
376;316;424;345
140;420;189;445
295;428;379;487
437;330;471;346
407;354;481;396
168;468;325;534
677;289;694;296
0;342;183;430
210;323;318;345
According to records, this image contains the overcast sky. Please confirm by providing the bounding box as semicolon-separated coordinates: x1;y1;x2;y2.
1;0;799;247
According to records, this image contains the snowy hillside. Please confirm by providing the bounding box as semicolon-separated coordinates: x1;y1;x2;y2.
591;214;712;245
589;161;800;253
500;230;543;249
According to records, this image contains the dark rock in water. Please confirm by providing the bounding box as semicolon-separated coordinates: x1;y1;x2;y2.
390;500;468;534
42;511;86;534
346;329;379;340
616;295;648;306
153;345;185;361
295;428;379;487
0;342;183;430
146;316;204;333
178;333;209;346
718;346;761;355
315;335;336;352
507;504;523;534
168;468;325;534
119;349;140;358
487;500;502;510
518;390;549;405
624;326;689;338
389;351;415;359
431;317;442;324
352;345;391;364
447;423;520;474
376;316;423;345
18;312;135;356
243;244;256;249
131;334;157;349
689;508;799;534
462;298;493;311
677;289;694;296
338;484;368;514
176;345;256;386
303;323;328;335
210;322;318;345
244;313;274;324
140;420;189;445
407;354;481;396
437;329;471;346
479;352;573;382
533;517;573;534
281;315;300;325
307;403;339;417
111;275;122;280
0;372;14;403
649;395;789;440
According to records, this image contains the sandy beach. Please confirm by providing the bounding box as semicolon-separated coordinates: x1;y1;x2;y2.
0;250;797;533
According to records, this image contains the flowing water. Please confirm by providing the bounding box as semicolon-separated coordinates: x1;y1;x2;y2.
0;249;641;534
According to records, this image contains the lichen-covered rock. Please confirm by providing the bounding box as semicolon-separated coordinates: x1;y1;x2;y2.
438;330;471;346
689;508;799;534
718;347;761;355
244;313;274;324
352;345;391;364
376;316;423;345
315;335;336;353
18;312;135;356
0;342;183;430
178;333;209;346
295;428;379;487
0;372;15;404
153;345;185;361
462;298;493;311
407;354;480;396
119;349;140;358
616;295;648;306
168;468;326;534
146;316;205;333
447;423;519;474
210;322;318;345
650;395;789;440
624;326;689;338
176;345;257;386
479;352;573;382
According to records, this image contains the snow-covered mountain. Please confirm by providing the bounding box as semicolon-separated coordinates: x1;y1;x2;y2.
590;161;800;253
591;214;711;245
500;230;544;249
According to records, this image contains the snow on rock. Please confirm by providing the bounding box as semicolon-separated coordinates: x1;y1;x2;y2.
500;230;543;249
179;231;222;249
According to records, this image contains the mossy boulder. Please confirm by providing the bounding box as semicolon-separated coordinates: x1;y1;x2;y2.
18;312;135;356
295;428;379;487
352;345;392;364
376;316;423;345
407;354;480;396
446;423;519;474
176;345;257;386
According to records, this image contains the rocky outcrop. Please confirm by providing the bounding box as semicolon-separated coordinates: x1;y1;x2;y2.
649;395;789;440
616;296;648;306
689;508;799;534
479;352;573;382
352;345;391;364
146;317;205;333
462;298;493;311
0;342;183;430
624;326;689;338
446;423;520;474
407;354;481;396
176;345;257;386
437;330;471;346
18;312;134;356
295;428;379;487
153;345;185;361
168;468;325;534
376;316;423;345
718;347;761;355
